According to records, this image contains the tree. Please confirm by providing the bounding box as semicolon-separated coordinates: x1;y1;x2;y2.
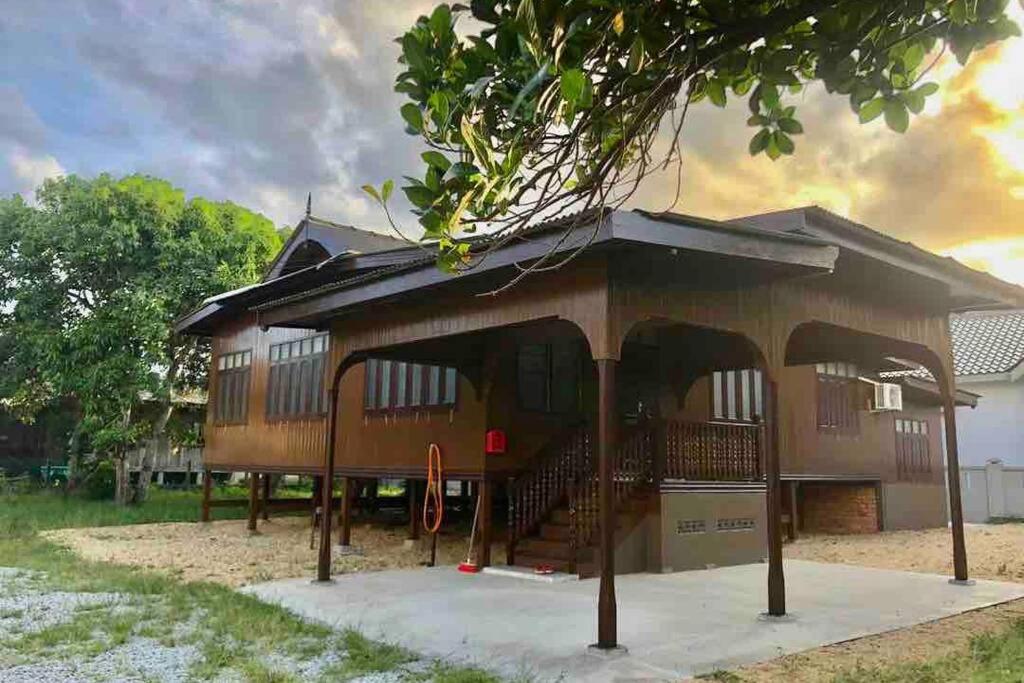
0;175;282;502
365;0;1018;278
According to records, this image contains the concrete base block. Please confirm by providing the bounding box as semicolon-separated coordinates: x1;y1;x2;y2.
949;578;977;586
586;644;629;659
758;612;798;623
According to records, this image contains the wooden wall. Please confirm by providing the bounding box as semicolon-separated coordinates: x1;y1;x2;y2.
204;314;328;473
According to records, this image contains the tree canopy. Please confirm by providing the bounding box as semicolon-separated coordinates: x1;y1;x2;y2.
0;174;282;494
365;0;1018;275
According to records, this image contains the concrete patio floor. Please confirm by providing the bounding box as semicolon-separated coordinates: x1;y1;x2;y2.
244;560;1024;681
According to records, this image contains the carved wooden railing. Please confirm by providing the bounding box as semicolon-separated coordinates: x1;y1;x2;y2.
507;418;763;570
569;426;655;553
663;419;763;481
507;425;591;563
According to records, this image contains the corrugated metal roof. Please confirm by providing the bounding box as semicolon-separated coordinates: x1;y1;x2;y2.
951;310;1024;376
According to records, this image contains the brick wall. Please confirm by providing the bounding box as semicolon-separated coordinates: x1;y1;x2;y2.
800;483;878;534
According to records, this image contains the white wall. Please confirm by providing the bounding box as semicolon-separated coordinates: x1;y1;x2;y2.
957;461;1024;522
955;379;1024;467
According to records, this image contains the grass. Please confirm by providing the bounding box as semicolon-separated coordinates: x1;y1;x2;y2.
0;489;505;681
830;620;1024;682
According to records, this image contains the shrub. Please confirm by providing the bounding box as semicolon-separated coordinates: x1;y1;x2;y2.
82;461;116;500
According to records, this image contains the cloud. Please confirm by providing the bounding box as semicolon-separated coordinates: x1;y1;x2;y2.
630;32;1024;261
7;147;65;199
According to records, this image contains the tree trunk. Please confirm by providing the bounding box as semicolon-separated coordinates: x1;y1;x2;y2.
133;358;178;504
114;453;130;505
65;406;84;493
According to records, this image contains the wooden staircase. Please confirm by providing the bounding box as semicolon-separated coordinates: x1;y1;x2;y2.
505;419;764;578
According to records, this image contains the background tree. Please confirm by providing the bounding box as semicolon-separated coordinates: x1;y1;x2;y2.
365;0;1018;279
0;175;282;502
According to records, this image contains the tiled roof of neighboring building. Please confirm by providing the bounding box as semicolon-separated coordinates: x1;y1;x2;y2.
951;310;1024;376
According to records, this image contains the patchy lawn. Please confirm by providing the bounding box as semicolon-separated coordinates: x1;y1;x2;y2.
0;490;504;682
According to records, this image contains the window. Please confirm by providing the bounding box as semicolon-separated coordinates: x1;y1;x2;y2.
267;333;328;419
364;359;457;412
214;350;251;424
711;369;764;422
816;362;860;433
517;341;582;413
895;418;931;481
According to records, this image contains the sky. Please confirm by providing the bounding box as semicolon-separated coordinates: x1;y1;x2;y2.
1;1;1022;285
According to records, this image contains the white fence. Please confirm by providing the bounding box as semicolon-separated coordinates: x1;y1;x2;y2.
958;460;1024;522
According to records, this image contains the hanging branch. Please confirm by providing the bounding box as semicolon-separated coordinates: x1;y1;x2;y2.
362;0;1018;285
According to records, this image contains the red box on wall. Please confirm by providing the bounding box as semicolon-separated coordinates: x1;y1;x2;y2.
485;429;507;454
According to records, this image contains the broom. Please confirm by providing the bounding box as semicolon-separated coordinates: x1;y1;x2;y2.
457;490;483;573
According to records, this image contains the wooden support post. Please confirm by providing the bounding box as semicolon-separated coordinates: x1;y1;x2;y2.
787;481;799;541
247;472;259;533
506;478;516;567
339;477;353;547
478;478;493;567
317;374;343;582
941;379;969;582
200;468;212;523
261;473;271;521
595;358;618;649
408;479;420;541
765;379;786;616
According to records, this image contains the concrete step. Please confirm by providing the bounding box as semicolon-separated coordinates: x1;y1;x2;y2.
517;538;574;560
513;553;575;574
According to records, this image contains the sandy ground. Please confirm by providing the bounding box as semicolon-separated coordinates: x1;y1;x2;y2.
730;524;1024;682
43;515;501;588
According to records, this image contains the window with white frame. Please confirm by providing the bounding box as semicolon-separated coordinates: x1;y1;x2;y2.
267;333;329;419
364;359;457;412
214;350;252;424
711;369;764;423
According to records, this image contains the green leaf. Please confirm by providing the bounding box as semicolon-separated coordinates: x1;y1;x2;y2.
428;91;450;127
884;100;909;133
429;4;452;37
915;82;940;97
765;134;781;160
560;68;586;105
510;60;551;118
902;43;926;72
749;129;771;156
401;33;429;73
707;80;727;108
774;130;795;155
858;97;886;123
381;179;394;203
421;151;452;171
777;118;803;135
400;103;423;133
403;185;436;210
361;185;381;203
747;115;769;127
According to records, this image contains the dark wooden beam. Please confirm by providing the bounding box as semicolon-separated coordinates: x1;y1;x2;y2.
408;479;420;541
200;469;212;523
261;473;271;521
787;481;799;541
940;378;969;582
247;473;259;533
339;477;354;547
765;379;786;615
478;478;493;568
596;358;618;649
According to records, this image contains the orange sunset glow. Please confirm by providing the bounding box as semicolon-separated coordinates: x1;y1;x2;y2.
635;2;1024;286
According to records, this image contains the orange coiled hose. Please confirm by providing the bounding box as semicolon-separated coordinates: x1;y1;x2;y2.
422;443;444;534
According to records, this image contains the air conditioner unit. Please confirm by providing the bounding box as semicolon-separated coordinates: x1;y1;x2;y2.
873;382;903;411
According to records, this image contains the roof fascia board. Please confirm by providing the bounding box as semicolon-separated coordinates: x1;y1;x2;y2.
259;216;616;326
956;372;1013;384
173;302;223;335
612;210;838;270
806;210;1023;308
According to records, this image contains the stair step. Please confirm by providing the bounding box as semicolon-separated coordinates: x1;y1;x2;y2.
539;523;571;541
513;553;575;574
517;539;574;560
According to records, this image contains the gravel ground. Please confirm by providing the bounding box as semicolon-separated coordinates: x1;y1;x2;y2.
43;516;502;587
